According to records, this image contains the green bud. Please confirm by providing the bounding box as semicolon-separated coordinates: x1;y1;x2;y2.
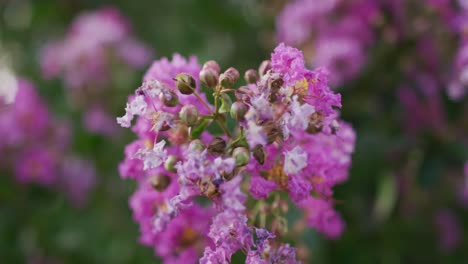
179;104;199;126
202;60;220;73
207;137;226;155
225;67;240;81
244;69;259;84
189;139;206;152
258;60;271;77
164;155;179;173
159;90;179;107
232;147;250;167
175;73;196;94
200;68;219;88
219;67;239;88
230;101;248;121
148;174;171;191
219;73;234;88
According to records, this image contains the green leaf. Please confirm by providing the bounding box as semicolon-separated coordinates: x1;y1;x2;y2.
219;93;232;114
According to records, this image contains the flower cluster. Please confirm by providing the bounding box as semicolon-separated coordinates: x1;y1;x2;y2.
277;0;379;86
118;43;355;263
276;0;468;101
0;79;96;207
277;3;468;228
40;7;153;136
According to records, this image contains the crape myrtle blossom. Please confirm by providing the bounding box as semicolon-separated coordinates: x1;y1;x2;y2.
40;7;152;88
277;0;379;86
40;7;153;137
277;0;468;102
0;79;96;207
118;44;355;263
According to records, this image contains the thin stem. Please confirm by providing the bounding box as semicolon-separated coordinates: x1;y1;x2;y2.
226;132;245;150
221;88;237;93
192;90;232;138
216;116;232;138
193;91;214;115
214;91;219;115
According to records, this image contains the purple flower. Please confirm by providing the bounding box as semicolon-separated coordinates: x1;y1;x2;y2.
1;79;95;207
134;140;168;170
276;0;377;86
40;7;152;89
60;157;96;207
118;44;356;262
118;140;145;179
40;7;153;136
300;197;345;239
434;209;462;252
203;209;253;262
284;146;308;175
288;176;312;203
15;148;57;186
269;244;300;264
84;107;119;137
117;95;148;127
249;176;278;199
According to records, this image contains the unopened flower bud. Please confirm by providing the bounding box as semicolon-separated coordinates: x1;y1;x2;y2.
244;69;259;84
189;139;206;152
168;122;189;144
164;155;179;173
148;174;171;191
234;86;254;104
175;73;196;94
232;147;250;167
252;144;266;165
220;67;239;88
258;60;271;77
208;137;226;155
159;90;178;107
200;68;219;87
225;67;239;81
179;104;199;126
202;60;220;73
230;101;248;121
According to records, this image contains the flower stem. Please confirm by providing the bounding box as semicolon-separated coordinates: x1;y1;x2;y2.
192;90;232;138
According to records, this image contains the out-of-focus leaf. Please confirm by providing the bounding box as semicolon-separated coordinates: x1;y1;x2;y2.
373;173;397;224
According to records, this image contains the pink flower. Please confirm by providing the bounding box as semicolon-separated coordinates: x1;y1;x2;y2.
300;197;345;239
118;44;356;262
15;148;57;186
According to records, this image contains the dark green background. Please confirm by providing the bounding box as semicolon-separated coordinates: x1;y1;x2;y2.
1;0;467;263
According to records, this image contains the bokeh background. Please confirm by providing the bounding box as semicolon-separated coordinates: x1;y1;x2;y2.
1;0;468;263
